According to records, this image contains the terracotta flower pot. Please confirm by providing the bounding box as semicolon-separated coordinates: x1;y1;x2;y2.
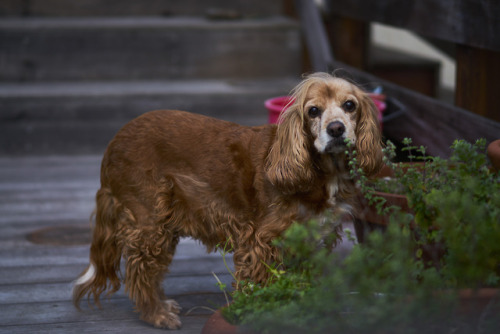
353;164;414;242
353;163;446;266
487;139;500;171
201;310;238;334
457;288;500;316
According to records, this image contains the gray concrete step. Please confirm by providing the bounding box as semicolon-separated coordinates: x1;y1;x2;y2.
0;78;299;155
0;16;301;82
0;0;283;17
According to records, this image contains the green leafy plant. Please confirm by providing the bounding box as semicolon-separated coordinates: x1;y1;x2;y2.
358;138;500;288
221;218;458;333
220;219;328;328
216;139;500;333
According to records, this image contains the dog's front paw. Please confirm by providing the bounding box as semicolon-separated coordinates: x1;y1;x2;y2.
143;310;182;330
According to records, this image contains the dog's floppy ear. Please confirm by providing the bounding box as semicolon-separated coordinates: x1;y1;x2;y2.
355;93;383;177
265;85;316;194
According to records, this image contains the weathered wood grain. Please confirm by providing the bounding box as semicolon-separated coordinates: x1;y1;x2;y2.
0;273;233;306
0;294;226;333
455;45;500;122
0;316;210;334
0;255;233;285
326;0;500;52
0;155;233;332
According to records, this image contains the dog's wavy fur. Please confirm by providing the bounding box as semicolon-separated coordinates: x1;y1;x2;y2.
73;73;383;329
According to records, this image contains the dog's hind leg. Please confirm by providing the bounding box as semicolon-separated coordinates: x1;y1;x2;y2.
122;223;181;329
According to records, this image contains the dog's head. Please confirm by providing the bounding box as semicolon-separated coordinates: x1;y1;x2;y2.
266;73;383;193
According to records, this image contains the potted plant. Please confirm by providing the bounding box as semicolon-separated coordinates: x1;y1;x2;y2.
203;139;500;333
354;138;498;237
352;138;431;242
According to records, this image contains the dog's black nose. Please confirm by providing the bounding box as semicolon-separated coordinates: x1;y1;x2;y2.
327;121;345;138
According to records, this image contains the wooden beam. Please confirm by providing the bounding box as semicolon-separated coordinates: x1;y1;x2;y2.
455;45;500;122
293;0;335;72
325;16;369;70
326;0;500;52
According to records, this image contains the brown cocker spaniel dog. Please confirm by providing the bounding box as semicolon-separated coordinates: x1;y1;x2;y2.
73;73;383;329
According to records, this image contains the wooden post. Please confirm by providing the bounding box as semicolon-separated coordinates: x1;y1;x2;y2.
455;45;500;122
293;0;335;72
324;16;369;70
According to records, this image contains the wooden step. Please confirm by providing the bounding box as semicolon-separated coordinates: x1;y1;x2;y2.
0;0;283;17
0;78;299;154
0;16;301;82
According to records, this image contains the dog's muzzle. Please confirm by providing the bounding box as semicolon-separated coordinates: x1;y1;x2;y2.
325;121;347;153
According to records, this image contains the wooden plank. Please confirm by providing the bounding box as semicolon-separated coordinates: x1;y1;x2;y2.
326;0;500;52
0;294;226;332
0;155;101;183
0;194;94;224
0;264;87;285
0;316;210;334
0;0;282;17
0;239;229;265
0;255;234;285
455;45;500;122
0;219;90;241
0;156;99;225
1;315;214;334
0;273;233;306
0;245;90;266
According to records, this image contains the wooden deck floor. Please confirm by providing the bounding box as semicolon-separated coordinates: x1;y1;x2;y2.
0;155;355;333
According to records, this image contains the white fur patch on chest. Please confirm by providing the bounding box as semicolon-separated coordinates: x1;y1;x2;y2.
327;177;340;205
327;175;352;216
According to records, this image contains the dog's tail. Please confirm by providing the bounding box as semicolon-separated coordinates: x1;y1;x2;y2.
73;187;124;309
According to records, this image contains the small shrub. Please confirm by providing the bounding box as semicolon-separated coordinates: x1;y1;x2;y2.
219;139;500;333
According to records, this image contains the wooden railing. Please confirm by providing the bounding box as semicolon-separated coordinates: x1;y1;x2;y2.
292;0;500;157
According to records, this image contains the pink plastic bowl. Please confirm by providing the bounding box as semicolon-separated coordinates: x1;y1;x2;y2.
265;96;294;124
265;95;386;126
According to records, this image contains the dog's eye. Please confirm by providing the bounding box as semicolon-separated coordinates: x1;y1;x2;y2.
342;100;356;112
308;106;321;118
